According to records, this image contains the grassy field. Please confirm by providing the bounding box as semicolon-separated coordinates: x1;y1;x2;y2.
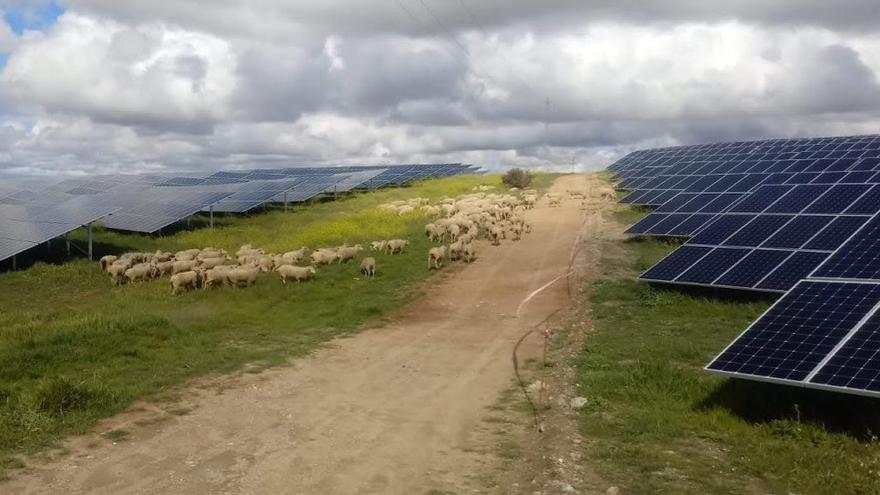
578;206;880;494
0;173;556;476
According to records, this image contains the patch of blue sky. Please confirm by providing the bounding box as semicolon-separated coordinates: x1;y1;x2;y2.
4;1;64;35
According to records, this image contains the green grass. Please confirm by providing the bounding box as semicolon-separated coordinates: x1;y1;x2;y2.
0;173;556;474
578;204;880;494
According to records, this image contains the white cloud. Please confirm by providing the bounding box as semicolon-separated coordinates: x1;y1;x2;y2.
0;11;16;53
0;3;880;176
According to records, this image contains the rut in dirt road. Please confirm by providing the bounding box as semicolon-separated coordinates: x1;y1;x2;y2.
5;175;602;495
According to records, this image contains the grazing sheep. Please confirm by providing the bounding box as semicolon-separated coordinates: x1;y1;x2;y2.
226;266;261;287
488;226;503;246
397;205;414;216
281;247;309;265
172;260;199;275
428;246;446;270
462;243;476;263
170;270;202;295
425;224;444;242
107;261;130;285
154;260;175;276
599;187;616;200
203;265;234;288
199;257;228;270
448;240;464;261
255;255;275;273
386;239;409;254
370;240;388;252
422;205;441;217
360;257;376;277
99;255;118;272
336;245;364;263
311;250;339;265
511;223;523;241
276;265;316;284
124;264;157;284
446;223;460;242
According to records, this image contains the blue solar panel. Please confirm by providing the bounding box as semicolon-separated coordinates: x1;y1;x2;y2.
803;216;869;251
715;249;793;288
645;214;691;235
728;185;792;213
805;184;873;214
625;214;669;235
811;310;880;392
722;215;793;247
707;280;880;381
666;214;715;236
641;246;713;282
676;247;750;284
765;185;829;214
756;251;829;291
689;215;754;245
812;216;880;280
762;216;834;249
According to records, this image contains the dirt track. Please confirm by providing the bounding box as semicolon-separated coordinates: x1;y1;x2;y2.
7;174;602;494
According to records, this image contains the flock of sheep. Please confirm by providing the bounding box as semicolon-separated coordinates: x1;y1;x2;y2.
96;183;569;295
379;188;540;270
97;241;406;295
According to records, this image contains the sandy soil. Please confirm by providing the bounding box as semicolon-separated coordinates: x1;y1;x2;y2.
6;174;604;494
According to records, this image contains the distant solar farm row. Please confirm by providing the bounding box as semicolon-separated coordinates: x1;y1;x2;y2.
0;163;479;264
608;134;880;398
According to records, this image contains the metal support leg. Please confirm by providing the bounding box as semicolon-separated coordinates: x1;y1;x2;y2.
187;216;191;229
47;239;51;253
65;233;71;256
88;222;93;261
12;255;17;270
284;192;288;211
334;185;338;200
209;205;214;228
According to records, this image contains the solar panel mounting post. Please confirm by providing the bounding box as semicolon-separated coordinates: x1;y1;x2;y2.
284;191;288;211
209;205;214;228
87;222;93;261
65;233;71;256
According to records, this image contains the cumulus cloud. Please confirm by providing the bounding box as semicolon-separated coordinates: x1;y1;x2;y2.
0;1;880;176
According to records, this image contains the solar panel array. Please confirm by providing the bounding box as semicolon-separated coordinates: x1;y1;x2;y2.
609;134;880;398
0;163;479;260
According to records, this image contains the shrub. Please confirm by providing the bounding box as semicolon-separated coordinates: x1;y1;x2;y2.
502;168;533;188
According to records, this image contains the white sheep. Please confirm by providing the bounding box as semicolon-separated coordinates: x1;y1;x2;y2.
170;270;202;295
199;257;228;270
124;263;157;284
386;239;409;254
428;246;446;270
203;265;234;288
336;245;363;263
311;250;339;265
276;265;316;284
448;240;464;261
281;247;309;265
462;243;476;263
370;240;388;252
172;260;198;274
155;260;175;276
360;257;376;277
226;266;261;287
99;255;118;272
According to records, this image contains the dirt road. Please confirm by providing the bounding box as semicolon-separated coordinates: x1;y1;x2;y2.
7;175;602;494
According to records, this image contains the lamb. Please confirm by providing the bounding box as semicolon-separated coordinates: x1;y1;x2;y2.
226;265;261;287
397;205;414;216
386;239;409;254
172;260;199;274
276;265;316;284
170;270;202;295
428;246;447;270
124;263;157;284
360;257;376;277
370;240;388;252
336;245;363;263
99;255;118;272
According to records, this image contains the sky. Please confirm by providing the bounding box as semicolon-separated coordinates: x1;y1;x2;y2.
0;1;879;177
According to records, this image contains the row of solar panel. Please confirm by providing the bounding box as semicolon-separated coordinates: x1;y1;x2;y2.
609;135;880;172
707;279;880;396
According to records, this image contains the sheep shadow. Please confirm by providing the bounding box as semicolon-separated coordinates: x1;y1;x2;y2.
698;378;880;441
